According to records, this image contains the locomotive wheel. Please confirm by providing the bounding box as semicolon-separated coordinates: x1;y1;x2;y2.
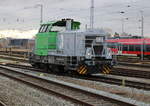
33;63;40;69
43;64;49;72
67;70;78;76
51;65;59;73
31;63;36;67
52;65;65;74
48;65;53;73
35;63;48;72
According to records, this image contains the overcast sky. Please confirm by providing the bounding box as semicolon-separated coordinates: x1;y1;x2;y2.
0;0;150;37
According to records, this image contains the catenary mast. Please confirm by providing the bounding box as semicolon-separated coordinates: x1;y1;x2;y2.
90;0;94;29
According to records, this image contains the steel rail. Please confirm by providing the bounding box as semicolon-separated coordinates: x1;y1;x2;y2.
0;55;27;63
1;53;150;79
84;75;150;90
0;101;7;106
1;63;150;90
1;54;150;79
3;62;150;80
118;62;150;68
111;68;150;79
0;65;147;106
1;53;150;68
0;67;93;106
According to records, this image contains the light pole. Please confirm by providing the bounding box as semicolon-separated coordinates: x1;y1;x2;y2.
140;10;144;61
121;17;129;34
119;11;125;34
35;4;43;23
90;0;94;29
121;18;124;34
24;4;43;24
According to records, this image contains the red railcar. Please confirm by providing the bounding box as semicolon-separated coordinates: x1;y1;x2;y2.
107;38;150;57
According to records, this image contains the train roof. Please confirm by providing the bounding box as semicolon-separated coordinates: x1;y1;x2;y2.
107;38;150;45
59;28;110;35
41;19;80;26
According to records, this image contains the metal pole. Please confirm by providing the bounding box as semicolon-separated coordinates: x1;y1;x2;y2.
90;0;94;29
24;4;43;24
121;18;124;34
140;11;144;61
40;4;43;23
119;11;125;34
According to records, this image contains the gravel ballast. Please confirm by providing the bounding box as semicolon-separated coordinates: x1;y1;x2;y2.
0;65;150;105
0;75;75;106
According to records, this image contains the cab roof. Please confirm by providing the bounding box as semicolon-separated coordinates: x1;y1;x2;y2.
41;19;80;27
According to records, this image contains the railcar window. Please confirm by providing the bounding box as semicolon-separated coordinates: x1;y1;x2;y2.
135;45;140;51
129;45;134;51
144;45;146;52
123;45;128;51
108;43;116;48
108;43;113;48
146;45;150;52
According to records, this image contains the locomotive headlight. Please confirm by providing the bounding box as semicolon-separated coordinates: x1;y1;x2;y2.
106;48;112;59
86;48;92;59
87;52;91;56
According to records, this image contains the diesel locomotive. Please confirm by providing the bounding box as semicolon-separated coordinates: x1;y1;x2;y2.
29;19;114;75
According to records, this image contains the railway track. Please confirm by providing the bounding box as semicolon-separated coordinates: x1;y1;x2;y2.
110;62;150;79
0;55;28;63
83;75;150;90
1;54;150;79
0;65;147;106
111;67;150;79
2;61;150;79
1;63;150;91
0;101;7;106
118;62;150;68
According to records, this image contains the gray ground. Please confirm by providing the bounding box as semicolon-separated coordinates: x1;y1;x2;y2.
0;75;76;106
0;57;150;105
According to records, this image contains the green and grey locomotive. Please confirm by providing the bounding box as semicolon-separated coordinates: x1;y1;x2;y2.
29;19;114;75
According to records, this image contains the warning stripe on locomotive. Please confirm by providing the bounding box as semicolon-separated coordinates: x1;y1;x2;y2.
77;65;87;75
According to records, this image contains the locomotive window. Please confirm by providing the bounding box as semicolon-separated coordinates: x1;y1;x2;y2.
39;25;45;33
43;25;49;32
41;25;47;32
39;25;43;32
39;25;50;33
46;25;50;32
